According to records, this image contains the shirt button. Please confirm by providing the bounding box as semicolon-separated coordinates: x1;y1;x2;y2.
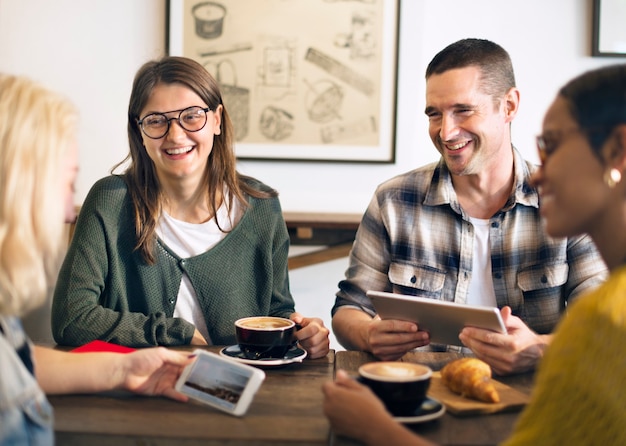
491;221;499;228
410;276;417;284
541;274;548;283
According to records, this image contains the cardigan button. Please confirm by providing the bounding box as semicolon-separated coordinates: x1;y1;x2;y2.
169;298;175;305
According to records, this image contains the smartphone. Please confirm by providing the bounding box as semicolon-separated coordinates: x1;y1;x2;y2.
175;350;265;416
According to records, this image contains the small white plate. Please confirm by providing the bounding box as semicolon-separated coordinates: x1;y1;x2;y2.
219;344;307;367
393;397;446;423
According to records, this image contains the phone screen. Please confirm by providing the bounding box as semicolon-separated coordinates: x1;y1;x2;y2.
180;357;251;411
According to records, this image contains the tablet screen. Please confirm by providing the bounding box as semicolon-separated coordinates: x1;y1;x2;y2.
367;291;507;345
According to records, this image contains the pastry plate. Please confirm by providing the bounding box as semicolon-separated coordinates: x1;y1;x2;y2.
220;344;307;367
428;371;530;416
393;397;445;424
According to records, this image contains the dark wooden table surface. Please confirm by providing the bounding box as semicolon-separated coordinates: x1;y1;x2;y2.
49;347;536;445
331;351;536;446
49;346;335;445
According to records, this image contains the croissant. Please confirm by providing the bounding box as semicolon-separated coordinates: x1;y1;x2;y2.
441;358;500;403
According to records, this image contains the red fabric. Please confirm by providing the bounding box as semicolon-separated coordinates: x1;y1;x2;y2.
71;340;136;354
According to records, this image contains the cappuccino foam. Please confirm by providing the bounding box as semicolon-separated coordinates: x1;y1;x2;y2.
236;317;293;330
360;362;431;382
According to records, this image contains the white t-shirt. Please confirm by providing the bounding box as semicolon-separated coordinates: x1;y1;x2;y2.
466;217;497;307
156;198;242;343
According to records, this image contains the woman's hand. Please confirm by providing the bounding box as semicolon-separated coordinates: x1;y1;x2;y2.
118;348;195;402
290;312;330;359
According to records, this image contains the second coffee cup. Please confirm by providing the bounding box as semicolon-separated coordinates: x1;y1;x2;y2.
235;316;297;360
358;361;432;417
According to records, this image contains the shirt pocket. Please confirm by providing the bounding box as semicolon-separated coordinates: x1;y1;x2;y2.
388;262;446;299
517;263;569;293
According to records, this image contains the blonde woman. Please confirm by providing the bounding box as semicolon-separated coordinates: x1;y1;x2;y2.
0;74;193;444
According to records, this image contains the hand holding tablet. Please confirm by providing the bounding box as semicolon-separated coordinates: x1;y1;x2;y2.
366;291;507;346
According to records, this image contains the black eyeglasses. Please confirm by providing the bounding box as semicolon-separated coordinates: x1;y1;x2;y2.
536;126;614;164
137;106;211;139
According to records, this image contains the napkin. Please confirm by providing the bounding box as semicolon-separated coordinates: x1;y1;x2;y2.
71;340;136;354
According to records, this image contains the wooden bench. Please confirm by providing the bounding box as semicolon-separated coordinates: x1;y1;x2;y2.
283;212;361;269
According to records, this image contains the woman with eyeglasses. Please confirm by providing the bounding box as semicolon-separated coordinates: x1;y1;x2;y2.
323;63;626;445
51;56;330;358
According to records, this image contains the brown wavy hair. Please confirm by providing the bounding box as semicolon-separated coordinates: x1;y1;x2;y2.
113;56;276;264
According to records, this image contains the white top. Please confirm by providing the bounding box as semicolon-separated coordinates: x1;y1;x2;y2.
466;217;497;308
156;198;242;343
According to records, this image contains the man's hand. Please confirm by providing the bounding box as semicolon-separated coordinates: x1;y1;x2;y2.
364;316;431;361
459;306;550;375
333;308;430;361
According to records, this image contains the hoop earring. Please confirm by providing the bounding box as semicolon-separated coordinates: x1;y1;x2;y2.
604;168;622;188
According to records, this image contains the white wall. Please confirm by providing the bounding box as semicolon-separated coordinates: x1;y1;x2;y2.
2;0;624;348
1;0;623;214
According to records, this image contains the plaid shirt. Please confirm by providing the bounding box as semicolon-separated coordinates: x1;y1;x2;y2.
333;149;607;335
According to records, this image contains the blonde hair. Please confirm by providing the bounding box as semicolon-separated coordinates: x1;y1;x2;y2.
0;74;77;316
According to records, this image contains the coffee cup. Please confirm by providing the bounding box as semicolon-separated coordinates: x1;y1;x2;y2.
235;316;297;360
358;361;432;417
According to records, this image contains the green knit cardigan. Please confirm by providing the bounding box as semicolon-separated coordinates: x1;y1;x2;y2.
51;175;295;347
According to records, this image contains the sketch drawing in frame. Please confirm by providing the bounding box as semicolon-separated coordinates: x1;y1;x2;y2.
167;0;399;162
592;0;626;57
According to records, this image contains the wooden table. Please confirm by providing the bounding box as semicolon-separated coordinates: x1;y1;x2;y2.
49;348;535;445
332;351;536;446
50;346;335;445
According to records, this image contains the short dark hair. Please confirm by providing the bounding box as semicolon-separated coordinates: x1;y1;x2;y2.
559;64;626;154
425;38;516;100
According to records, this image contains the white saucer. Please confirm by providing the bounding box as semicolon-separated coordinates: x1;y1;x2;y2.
392;397;445;423
219;344;307;367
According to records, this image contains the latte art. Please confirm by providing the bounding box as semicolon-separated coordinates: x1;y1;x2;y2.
369;364;423;377
242;320;290;329
360;362;431;382
237;317;293;330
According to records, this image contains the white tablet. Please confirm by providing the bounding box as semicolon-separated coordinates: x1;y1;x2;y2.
366;290;507;346
175;350;265;416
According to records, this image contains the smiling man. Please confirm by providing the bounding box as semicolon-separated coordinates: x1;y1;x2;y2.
330;38;607;375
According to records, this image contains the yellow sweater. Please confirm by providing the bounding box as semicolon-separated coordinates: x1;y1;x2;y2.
504;265;626;445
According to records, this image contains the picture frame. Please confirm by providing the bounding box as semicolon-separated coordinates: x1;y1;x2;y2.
167;0;399;162
592;0;626;57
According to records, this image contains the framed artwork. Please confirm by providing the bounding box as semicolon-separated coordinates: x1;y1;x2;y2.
592;0;626;57
167;0;399;162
